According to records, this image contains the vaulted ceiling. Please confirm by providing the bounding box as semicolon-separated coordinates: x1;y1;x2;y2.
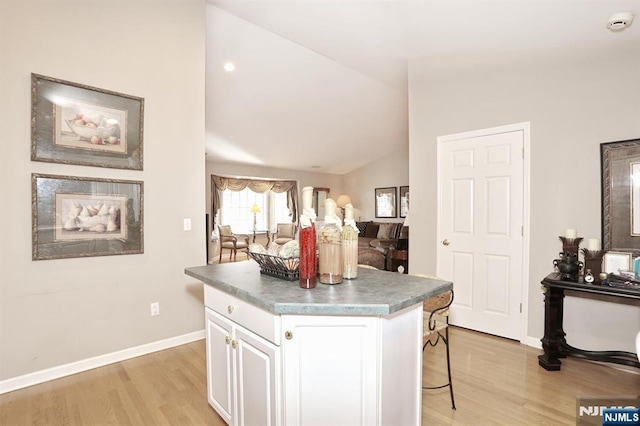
205;0;639;174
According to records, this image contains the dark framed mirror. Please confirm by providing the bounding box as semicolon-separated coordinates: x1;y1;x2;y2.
601;138;640;253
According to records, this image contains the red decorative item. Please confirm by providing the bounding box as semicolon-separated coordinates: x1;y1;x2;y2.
299;224;317;289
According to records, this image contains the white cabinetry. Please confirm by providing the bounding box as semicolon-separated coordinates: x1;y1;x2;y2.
281;315;379;425
281;305;423;426
204;284;424;426
204;289;281;426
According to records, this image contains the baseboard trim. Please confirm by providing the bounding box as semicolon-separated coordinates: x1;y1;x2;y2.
524;335;542;349
0;329;205;395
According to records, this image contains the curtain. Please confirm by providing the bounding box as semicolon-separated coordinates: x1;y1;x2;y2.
211;175;299;228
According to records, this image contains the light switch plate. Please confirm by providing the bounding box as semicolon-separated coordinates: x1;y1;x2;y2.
183;218;191;231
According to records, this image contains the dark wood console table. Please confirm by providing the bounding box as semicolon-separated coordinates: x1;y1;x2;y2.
538;273;640;371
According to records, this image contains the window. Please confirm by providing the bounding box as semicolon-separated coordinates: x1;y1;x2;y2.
221;187;291;234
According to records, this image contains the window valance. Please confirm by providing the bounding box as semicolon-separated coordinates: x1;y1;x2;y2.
211;175;299;227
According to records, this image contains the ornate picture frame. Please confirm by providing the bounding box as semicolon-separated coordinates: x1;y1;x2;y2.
31;73;144;170
601;138;640;253
32;173;144;260
375;187;397;218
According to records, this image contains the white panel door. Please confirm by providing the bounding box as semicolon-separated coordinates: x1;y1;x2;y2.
437;128;524;340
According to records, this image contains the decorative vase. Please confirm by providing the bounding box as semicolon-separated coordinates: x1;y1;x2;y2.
299;186;317;289
342;203;358;279
553;252;583;281
581;248;604;284
318;198;343;284
559;236;583;258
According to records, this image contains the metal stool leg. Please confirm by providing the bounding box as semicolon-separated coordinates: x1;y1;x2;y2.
444;323;456;409
422;323;456;410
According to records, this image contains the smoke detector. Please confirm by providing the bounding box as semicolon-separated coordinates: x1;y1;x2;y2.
607;12;634;30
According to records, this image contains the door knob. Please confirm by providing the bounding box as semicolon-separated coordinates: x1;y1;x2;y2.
442;239;450;246
285;331;293;340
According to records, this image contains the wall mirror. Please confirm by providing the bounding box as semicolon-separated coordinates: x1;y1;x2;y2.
601;138;640;253
312;188;329;219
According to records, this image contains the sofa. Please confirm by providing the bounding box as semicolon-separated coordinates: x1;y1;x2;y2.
355;221;406;251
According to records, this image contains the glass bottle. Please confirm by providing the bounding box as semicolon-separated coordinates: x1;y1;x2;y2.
318;198;343;284
342;203;358;279
299;186;317;289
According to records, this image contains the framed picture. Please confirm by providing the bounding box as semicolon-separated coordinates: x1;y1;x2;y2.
601;138;640;253
399;186;409;218
603;251;632;274
32;173;144;260
375;187;397;218
31;73;144;170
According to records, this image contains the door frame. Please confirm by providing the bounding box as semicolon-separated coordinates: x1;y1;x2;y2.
436;122;531;344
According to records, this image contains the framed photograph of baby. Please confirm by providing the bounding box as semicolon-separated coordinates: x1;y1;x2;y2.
32;174;144;260
31;73;144;170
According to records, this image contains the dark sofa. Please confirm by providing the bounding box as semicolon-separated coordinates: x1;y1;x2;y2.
355;221;406;251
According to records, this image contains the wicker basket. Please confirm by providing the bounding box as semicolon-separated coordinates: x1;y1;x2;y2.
247;252;300;281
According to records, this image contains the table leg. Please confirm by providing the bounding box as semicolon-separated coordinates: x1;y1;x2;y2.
538;286;565;370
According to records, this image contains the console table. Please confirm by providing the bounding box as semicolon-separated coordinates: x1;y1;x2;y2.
252;229;270;245
538;273;640;371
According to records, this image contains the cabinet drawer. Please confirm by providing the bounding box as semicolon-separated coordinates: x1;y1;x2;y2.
204;285;281;345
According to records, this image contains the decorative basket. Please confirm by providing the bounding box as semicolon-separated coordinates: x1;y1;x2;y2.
247;251;300;281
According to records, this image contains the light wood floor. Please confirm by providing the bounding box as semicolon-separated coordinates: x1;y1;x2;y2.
1;327;638;425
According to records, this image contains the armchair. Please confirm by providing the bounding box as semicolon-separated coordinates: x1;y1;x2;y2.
272;223;295;245
218;225;249;263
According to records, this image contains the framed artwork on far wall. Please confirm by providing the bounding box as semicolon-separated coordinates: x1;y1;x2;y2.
375;187;397;218
32;173;144;260
31;73;144;170
399;186;409;218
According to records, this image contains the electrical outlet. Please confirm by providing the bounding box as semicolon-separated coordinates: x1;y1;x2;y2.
150;302;160;316
183;218;192;231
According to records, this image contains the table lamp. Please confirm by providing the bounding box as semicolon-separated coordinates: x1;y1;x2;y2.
250;204;261;231
336;194;351;217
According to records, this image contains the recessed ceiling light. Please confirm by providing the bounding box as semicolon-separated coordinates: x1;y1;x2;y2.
223;62;235;72
607;12;634;31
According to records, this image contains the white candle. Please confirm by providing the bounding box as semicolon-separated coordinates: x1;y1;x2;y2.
565;228;577;239
587;238;601;251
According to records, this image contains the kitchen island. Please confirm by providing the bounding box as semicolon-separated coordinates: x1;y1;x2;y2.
185;261;452;426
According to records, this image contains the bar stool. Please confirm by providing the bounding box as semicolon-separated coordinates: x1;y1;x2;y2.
413;273;456;410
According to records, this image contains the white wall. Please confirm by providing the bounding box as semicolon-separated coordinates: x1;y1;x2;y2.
342;147;409;222
408;47;640;351
0;0;206;382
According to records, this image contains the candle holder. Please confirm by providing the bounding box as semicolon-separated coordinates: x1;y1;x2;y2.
581;248;605;284
559;236;583;258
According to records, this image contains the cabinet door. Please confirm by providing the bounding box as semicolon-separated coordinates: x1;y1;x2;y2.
281;315;379;426
235;326;281;426
205;308;235;424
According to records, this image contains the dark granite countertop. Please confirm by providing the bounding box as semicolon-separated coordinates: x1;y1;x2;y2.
185;261;452;316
